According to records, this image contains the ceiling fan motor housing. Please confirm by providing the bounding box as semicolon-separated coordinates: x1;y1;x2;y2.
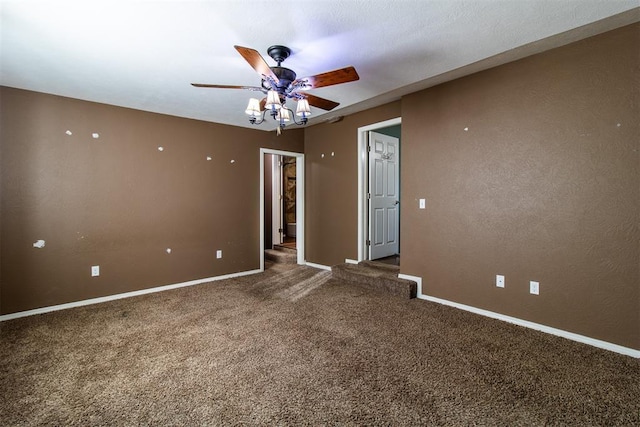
270;67;297;93
264;46;297;99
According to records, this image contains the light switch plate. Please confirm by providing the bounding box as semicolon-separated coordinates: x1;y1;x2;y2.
496;275;505;288
530;281;539;295
419;198;426;209
91;265;100;277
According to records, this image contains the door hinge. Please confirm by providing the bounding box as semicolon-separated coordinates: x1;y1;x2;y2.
367;193;371;200
367;145;372;152
366;239;371;246
278;228;284;233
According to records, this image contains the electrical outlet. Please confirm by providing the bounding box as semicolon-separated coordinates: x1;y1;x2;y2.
530;281;539;295
216;250;222;259
496;274;505;288
91;265;100;277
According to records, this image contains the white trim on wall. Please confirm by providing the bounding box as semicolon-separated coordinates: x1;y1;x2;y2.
357;117;402;262
305;261;331;271
271;154;282;246
398;273;640;358
0;269;261;322
260;148;305;270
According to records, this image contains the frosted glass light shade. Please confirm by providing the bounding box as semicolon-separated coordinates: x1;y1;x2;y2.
296;98;311;117
245;98;261;116
265;90;282;110
276;108;291;122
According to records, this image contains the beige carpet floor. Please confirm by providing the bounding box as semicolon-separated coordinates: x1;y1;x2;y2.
1;262;639;426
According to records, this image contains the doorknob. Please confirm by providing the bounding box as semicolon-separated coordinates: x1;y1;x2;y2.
395;200;400;205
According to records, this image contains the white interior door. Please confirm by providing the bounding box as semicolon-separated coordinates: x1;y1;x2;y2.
368;131;400;260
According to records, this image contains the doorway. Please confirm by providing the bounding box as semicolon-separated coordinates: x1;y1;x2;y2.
269;154;297;249
260;148;305;271
357;118;402;264
281;156;297;248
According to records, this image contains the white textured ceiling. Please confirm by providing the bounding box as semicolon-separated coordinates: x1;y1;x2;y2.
1;1;638;130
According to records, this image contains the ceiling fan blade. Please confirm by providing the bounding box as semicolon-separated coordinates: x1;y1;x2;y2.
191;83;263;91
303;93;340;111
234;45;279;84
295;66;359;89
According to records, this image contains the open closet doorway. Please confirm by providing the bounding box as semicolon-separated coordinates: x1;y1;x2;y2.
272;155;297;249
357;118;402;265
260;148;305;271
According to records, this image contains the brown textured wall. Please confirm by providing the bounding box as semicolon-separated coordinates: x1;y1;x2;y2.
0;87;303;314
304;102;401;266
402;24;639;349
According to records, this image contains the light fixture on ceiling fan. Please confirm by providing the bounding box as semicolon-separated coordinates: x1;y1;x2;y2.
244;86;312;127
192;45;359;133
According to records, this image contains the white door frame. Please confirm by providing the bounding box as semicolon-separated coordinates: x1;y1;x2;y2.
271;155;283;246
260;148;305;270
357;117;402;262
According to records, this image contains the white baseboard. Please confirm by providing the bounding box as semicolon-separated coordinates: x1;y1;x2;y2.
0;269;262;322
345;258;359;264
399;273;639;358
5;268;636;358
305;261;331;271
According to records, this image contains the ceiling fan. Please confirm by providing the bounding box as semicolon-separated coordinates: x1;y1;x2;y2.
191;45;359;128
